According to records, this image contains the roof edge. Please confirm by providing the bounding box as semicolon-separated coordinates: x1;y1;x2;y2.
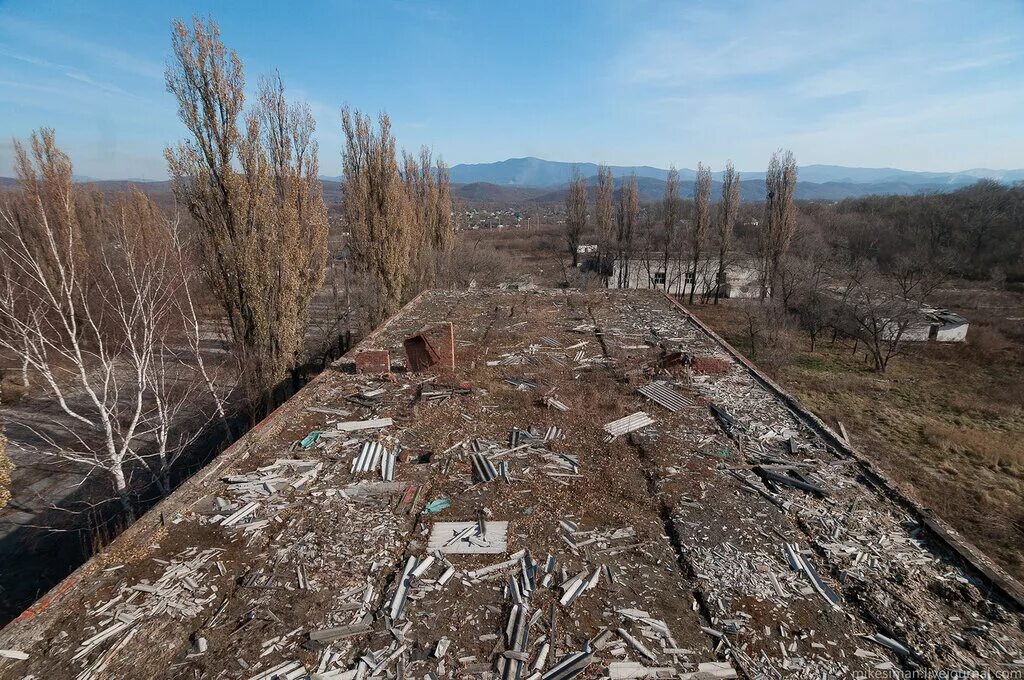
0;289;434;648
664;293;1024;610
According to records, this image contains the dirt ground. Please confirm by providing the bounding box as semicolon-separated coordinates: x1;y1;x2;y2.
694;285;1024;583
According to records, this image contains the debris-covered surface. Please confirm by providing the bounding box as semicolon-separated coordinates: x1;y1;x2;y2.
0;289;1022;679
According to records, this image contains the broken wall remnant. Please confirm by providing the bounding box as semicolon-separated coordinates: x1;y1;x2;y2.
403;334;441;372
354;349;391;375
690;356;731;376
421;321;455;369
403;322;455;372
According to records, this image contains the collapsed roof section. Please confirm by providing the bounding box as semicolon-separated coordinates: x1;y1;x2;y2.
0;289;1020;680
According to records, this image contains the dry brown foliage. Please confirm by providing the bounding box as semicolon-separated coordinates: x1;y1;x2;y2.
403;146;455;291
341;107;414;324
595;165;615;271
165;17;328;400
564;168;588;266
689;163;712;303
760;149;798;299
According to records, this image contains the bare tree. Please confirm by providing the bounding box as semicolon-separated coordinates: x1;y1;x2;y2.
659;166;681;291
636;208;659;288
616;175;639;288
834;262;918;371
785;245;834;351
167;215;236;438
889;247;950;305
0;419;9;510
341;107;413;325
165;18;329;404
689;163;712;303
594;165;615;282
714;162;739;303
403;146;455;290
760;149;798;299
738;300;797;376
564;167;588;267
0;132;218;514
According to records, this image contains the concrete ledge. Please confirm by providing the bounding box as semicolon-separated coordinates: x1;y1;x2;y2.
664;293;1024;610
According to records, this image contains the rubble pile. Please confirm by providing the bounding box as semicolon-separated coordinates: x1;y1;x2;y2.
0;289;1022;680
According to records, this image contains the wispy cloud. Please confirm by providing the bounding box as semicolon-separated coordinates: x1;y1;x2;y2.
609;0;1024;169
0;15;163;80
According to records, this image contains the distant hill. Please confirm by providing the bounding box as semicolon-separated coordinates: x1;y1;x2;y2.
449;157;672;186
451;182;550;203
520;175;983;204
3;165;1020;206
448;157;1024;196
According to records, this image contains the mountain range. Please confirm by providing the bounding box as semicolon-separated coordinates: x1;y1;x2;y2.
447;156;1024;189
4;157;1021;205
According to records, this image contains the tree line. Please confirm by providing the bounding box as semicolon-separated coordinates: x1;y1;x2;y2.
563;151;790;304
0;16;453;519
562;156;1023;374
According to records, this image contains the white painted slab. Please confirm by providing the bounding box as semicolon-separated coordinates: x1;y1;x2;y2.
428;521;508;554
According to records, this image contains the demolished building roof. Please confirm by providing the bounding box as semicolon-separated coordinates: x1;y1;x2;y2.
0;288;1021;679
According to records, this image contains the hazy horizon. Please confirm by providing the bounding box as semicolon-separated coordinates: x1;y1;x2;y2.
2;0;1022;179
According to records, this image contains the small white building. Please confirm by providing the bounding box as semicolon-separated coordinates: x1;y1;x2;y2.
900;308;969;342
607;256;760;298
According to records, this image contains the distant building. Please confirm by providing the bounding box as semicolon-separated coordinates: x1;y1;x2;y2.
576;244;598;255
899;307;969;342
831;287;971;344
606;255;760;298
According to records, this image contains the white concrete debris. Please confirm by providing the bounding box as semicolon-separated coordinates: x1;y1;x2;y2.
428;521;509;554
0;649;28;660
336;418;393;432
604;412;656;439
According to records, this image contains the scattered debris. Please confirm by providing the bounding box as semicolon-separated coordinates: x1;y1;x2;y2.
542;395;569;411
8;290;1023;680
428;521;509;554
423;498;451;515
638;381;692;412
336;418;393;432
604;412;655;440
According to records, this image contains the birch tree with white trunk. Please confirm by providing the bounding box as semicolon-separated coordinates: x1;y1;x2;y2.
0;129;224;516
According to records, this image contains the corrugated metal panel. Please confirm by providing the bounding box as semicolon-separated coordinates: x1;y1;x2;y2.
603;412;655;437
638;381;692;412
352;441;386;474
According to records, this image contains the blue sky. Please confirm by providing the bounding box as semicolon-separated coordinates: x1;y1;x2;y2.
1;0;1022;179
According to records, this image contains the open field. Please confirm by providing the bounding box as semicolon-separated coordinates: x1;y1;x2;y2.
694;288;1024;581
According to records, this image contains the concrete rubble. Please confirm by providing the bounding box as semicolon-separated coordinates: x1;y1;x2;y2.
0;289;1022;680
